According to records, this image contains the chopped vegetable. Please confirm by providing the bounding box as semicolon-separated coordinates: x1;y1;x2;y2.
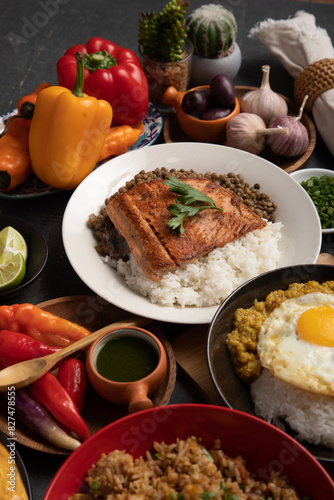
0;303;91;347
29;372;91;441
163;176;224;234
300;175;334;229
10;388;81;451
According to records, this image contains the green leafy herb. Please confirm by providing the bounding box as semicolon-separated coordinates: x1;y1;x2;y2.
201;492;216;499
153;452;161;460
163;176;224;234
91;480;99;491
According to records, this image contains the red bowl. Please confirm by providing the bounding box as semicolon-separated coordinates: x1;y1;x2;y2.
43;404;333;499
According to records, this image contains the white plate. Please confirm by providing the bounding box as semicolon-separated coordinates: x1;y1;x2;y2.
290;168;334;234
62;143;322;324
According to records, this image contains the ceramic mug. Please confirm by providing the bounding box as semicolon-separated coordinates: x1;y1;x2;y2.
86;327;167;413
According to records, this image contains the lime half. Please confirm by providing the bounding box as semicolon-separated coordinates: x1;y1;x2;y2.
0;250;26;291
0;226;28;262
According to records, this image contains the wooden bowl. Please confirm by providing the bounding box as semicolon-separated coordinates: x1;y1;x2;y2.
0;295;177;455
164;86;316;174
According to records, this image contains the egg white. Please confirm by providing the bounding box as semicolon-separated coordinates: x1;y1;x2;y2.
257;293;334;396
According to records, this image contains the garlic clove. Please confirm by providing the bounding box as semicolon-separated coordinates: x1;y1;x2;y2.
226;112;289;156
240;65;288;125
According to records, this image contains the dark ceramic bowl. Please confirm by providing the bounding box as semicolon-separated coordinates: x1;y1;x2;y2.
0;215;48;300
0;429;32;499
207;264;334;462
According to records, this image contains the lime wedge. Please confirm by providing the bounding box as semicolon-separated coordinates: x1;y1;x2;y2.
0;250;26;291
0;226;28;262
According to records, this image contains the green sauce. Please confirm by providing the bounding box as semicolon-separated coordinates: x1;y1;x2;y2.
96;335;159;382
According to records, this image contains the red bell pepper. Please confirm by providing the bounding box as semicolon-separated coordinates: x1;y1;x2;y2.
0;330;62;369
57;358;89;413
29;372;91;442
56;37;149;126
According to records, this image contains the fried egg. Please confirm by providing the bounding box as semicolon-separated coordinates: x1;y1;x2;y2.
257;293;334;396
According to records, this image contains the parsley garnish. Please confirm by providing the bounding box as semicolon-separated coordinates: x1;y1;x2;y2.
163;177;224;234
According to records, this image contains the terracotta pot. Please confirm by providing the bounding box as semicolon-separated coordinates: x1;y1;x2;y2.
162;84;240;143
86;327;167;413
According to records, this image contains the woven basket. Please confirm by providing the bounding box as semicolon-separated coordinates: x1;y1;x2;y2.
294;58;334;112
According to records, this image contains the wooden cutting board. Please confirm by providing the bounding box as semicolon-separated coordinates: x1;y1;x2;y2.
171;253;334;403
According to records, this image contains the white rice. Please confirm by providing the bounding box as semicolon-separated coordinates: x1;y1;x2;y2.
109;221;283;308
251;368;334;449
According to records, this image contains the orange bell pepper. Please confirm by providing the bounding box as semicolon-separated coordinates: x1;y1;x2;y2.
0;118;32;191
98;122;144;161
29;52;113;190
0;303;91;347
16;82;51;128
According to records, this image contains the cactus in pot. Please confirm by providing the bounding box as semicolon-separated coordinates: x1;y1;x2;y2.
186;4;241;85
138;0;193;110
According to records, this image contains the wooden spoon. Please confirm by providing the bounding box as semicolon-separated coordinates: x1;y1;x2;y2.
0;317;151;391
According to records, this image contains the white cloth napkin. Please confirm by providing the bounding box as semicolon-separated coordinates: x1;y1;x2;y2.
250;10;334;157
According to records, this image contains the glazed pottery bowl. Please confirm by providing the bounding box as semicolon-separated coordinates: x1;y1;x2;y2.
0;215;48;300
86;326;167;413
162;85;240;142
44;404;334;499
207;264;334;462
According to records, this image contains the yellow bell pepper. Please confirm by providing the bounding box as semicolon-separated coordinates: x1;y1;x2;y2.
29;52;113;190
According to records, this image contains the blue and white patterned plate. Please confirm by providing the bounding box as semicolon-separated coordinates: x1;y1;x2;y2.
0;103;163;199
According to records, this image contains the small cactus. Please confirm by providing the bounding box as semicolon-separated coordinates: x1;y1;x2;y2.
186;4;237;58
138;0;190;62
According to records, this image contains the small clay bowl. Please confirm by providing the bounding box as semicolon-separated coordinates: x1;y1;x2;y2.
162;85;240;143
86;327;167;413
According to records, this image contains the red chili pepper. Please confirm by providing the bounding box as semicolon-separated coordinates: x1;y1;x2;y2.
57;358;89;413
29;372;91;441
0;330;62;369
56;37;149;126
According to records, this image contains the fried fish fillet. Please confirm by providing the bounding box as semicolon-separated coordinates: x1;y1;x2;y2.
106;177;267;281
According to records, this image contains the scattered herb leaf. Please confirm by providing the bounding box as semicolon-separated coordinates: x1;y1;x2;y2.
91;480;99;491
163;177;224;234
201;492;216;499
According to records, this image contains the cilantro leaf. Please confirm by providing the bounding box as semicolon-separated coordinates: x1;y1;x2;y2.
163;177;224;234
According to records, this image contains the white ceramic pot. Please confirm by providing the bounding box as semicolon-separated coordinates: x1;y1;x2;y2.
190;42;241;86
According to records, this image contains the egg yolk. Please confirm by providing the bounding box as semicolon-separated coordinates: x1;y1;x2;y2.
296;306;334;347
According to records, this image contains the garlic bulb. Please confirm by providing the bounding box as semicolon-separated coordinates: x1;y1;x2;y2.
226;113;289;155
267;96;309;157
240;65;288;125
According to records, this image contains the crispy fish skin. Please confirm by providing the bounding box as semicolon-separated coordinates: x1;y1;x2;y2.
106;188;176;280
106;178;267;281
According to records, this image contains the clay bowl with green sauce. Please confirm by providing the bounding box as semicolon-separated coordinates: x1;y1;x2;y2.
86;327;167;414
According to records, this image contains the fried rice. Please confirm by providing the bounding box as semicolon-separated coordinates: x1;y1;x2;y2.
69;436;302;499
